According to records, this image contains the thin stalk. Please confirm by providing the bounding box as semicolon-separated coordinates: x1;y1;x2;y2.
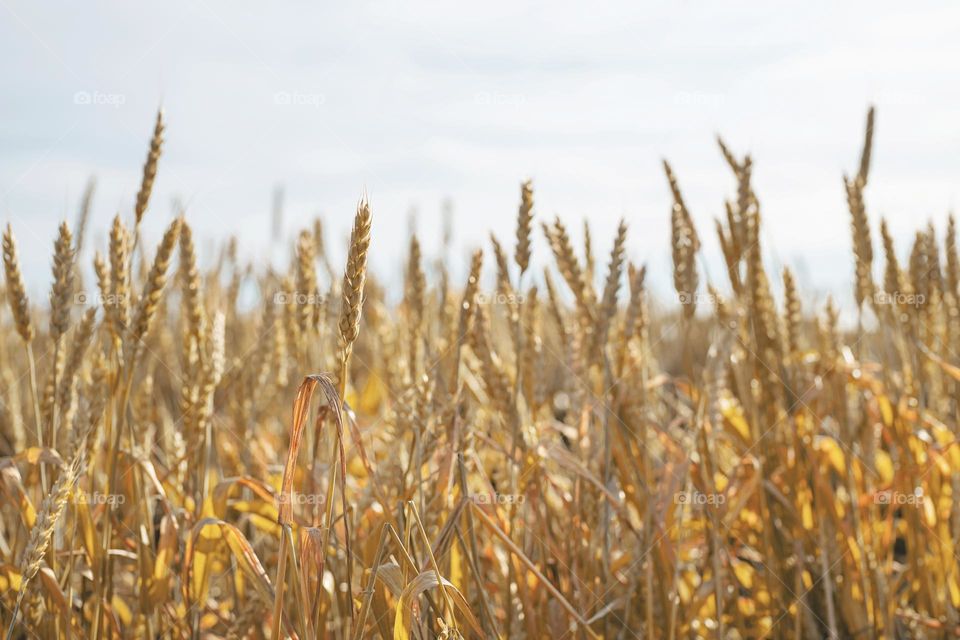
271;524;290;640
25;343;46;494
408;502;459;636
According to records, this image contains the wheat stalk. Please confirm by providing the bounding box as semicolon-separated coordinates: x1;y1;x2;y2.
57;306;97;420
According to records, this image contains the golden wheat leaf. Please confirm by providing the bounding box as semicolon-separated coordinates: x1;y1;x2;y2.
182;518;274;611
923;495;937;527
393;570;482;640
211;476;277;517
449;539;466;593
232;499;279;522
36;566;68;615
0;466;36;528
278;374;343;527
875;450;894;485
721;465;760;530
375;561;406;597
11;447;64;466
357;370;386;414
797;484;815;531
919;342;960;381
110;594;134;626
947;441;960;473
719;395;751;443
149;513;178;606
816;436;846;475
877;394;895;427
0;565;22;591
677;569;697;604
74;496;96;563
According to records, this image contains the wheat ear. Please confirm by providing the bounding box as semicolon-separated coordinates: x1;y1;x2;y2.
591;219;627;358
2;225;34;344
514;179;533;276
179;221;206;346
447;249;483;396
295;230;319;337
337;199;372;395
49;222;76;343
8;454;82;640
108;214;131;339
406;235;425;380
857;105;875;187
946;214;959;299
135;109;164;225
845;175;874;310
782;267;802;357
128;217;182;354
74;177;96;259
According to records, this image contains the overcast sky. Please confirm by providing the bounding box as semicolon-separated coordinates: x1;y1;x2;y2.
1;1;958;307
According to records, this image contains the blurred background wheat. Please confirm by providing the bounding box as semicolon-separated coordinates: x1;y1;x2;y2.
0;105;958;639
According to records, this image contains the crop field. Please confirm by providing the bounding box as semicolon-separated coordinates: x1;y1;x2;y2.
0;107;957;639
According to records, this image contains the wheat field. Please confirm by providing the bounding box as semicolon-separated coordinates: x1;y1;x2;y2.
0;107;956;639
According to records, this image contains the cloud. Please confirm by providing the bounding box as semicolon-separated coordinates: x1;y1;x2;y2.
0;0;957;296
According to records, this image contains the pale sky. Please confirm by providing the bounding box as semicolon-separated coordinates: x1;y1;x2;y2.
1;1;958;307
